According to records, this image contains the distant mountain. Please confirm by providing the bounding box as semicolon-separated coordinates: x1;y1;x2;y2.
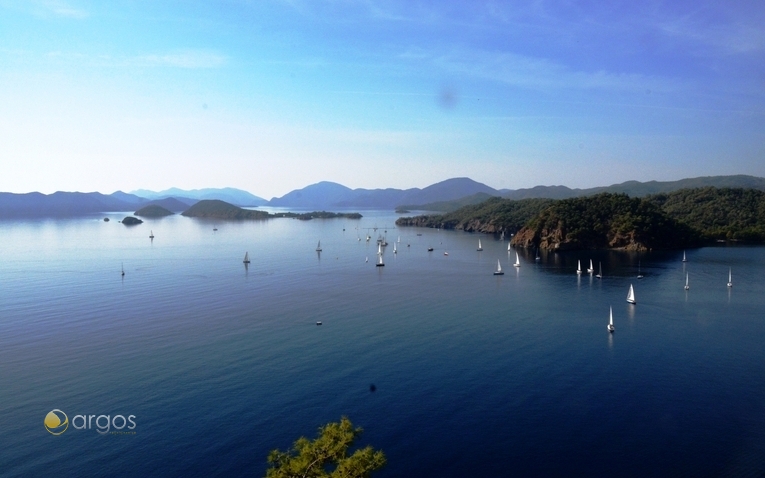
269;178;498;209
132;187;267;207
397;192;497;213
134;204;174;217
500;175;765;200
0;191;144;217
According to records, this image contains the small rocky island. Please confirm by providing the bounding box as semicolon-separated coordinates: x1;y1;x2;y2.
121;216;144;225
134;204;174;217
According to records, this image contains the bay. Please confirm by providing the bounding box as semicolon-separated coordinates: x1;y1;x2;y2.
1;211;764;477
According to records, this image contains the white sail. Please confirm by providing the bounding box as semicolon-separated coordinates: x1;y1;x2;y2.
316;240;322;252
627;284;636;304
397;236;401;243
514;251;521;267
682;251;687;262
477;239;483;251
393;243;397;254
507;243;511;252
587;259;594;273
493;259;504;275
577;260;582;275
377;243;382;255
608;306;614;332
685;273;690;290
376;254;384;267
728;268;732;287
596;262;602;278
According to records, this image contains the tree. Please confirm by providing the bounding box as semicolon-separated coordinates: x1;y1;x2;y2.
266;417;386;478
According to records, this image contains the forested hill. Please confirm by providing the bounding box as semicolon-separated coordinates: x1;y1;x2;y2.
396;187;765;250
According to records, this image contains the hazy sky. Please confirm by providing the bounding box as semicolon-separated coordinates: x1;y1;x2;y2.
2;1;764;199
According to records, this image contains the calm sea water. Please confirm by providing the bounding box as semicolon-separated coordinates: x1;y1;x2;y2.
1;211;764;477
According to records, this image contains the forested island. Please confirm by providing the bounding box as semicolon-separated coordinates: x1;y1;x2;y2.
180;199;362;220
396;187;765;251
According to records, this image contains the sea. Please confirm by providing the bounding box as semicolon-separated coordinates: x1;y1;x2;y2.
1;210;764;477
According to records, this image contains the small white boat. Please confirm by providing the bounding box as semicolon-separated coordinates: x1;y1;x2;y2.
493;259;504;275
365;256;368;263
316;321;322;326
513;251;520;268
595;262;602;279
393;243;397;254
444;251;449;256
587;259;594;274
507;242;511;252
243;252;250;264
397;236;401;243
149;230;154;239
727;268;732;288
607;306;615;332
682;250;687;262
376;254;385;267
477;239;483;251
627;284;636;304
637;261;644;279
576;260;582;275
316;240;322;252
535;248;540;261
684;272;690;290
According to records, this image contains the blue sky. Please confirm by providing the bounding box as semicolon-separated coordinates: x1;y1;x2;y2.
1;1;764;199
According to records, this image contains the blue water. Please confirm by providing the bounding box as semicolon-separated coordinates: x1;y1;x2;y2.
1;212;764;477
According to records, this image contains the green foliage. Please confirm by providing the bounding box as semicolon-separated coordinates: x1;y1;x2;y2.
396;197;555;232
646;187;765;241
266;417;386;478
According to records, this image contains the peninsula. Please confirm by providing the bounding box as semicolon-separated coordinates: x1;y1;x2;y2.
180;199;362;221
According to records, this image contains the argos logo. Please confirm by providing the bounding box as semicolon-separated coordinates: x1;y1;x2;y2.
45;410;136;435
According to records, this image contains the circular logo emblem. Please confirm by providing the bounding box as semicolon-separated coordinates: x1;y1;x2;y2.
44;410;69;435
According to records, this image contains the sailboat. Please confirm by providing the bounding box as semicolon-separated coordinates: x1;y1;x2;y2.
149;230;154;239
493;259;504;275
682;250;687;262
587;259;594;274
507;243;511;252
637;261;644;279
243;252;250;264
121;263;125;277
376;254;385;267
513;251;521;268
535;248;540;261
377;243;383;255
727;268;732;288
477;239;483;251
397;236;401;243
393;243;397;254
576;260;582;275
500;231;505;240
607;306;615;332
627;284;636;304
684;273;690;290
595;262;602;279
316;241;322;252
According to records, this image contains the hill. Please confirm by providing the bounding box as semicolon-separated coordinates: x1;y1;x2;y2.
646;187;765;241
181;200;271;219
396;192;497;213
134;204;174;217
132;187;266;206
268;178;498;209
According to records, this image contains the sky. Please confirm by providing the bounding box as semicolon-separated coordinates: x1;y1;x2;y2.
1;0;764;199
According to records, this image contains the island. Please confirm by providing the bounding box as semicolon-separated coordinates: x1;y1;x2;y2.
396;187;765;250
134;204;174;217
121;216;144;225
181;199;362;221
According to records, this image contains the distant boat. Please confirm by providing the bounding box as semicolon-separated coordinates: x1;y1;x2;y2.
393;243;397;254
595;262;602;279
121;263;125;277
376;254;385;267
627;284;636;304
316;240;322;252
727;268;732;288
684;272;690;290
444;252;449;256
637;261;644;279
587;259;594;274
243;252;250;264
149;230;154;239
477;239;483;251
507;243;511;252
365;257;368;263
682;250;687;262
500;231;505;240
397;236;401;243
513;251;521;268
607;306;615;332
213;226;218;231
493;259;504;275
377;243;383;256
316;321;322;325
576;260;582;275
427;246;434;251
535;248;540;261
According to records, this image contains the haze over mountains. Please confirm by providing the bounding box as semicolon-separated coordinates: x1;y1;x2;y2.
1;175;765;217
